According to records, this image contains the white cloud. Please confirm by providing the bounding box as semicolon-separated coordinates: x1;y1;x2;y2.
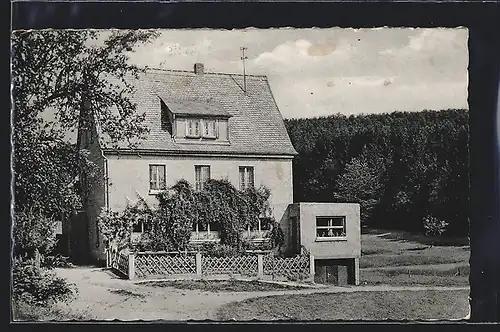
253;38;354;74
379;28;467;56
125;28;468;118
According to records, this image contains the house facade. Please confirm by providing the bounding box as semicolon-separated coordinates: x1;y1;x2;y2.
78;63;297;263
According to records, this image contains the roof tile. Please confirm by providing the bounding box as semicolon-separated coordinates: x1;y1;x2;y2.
100;68;298;156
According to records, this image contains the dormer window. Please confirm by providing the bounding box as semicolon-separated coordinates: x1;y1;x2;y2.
162;99;232;143
186;118;217;139
203;119;217;138
186;119;201;138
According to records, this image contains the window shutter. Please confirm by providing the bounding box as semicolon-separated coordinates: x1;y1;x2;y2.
194;120;200;137
185;119;190;137
149;165;156;190
159;166;166;189
249;167;254;187
239;167;245;189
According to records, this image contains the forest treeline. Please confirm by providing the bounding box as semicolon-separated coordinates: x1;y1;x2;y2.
284;109;469;237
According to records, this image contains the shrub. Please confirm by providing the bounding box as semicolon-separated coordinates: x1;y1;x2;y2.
13;207;58;257
132;232;176;252
12;258;76;306
41;255;74;269
423;215;449;237
203;243;241;257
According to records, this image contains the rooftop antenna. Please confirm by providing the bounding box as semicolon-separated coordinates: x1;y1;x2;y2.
240;46;248;94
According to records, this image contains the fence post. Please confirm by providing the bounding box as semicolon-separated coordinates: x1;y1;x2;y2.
309;253;315;282
128;253;135;280
196;252;202;276
257;254;264;279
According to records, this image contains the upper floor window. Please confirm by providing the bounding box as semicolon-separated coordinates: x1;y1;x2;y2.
195;165;211;191
149;165;166;193
239;166;254;190
186;118;217;139
316;216;346;240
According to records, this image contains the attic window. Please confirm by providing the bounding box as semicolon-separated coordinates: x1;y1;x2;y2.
186;118;217;139
203;119;217;138
186;119;201;138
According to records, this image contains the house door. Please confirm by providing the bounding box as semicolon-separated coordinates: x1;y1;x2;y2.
69;211;90;265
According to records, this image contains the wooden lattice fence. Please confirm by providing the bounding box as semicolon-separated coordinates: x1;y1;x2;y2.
263;254;311;281
134;252;196;278
115;251;129;277
107;249;314;282
201;255;259;276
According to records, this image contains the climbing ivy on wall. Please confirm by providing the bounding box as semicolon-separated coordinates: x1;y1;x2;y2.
98;179;284;253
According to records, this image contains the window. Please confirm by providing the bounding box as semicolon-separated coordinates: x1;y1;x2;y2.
195;165;211;191
203;119;217;138
186;118;217;139
132;215;152;233
149;165;166;192
247;217;273;239
316;217;346;239
239;166;254;190
186;119;201;138
191;221;221;242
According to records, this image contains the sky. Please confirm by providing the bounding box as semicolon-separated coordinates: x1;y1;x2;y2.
126;28;469;119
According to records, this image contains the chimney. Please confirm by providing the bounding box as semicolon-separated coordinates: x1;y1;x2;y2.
194;63;204;75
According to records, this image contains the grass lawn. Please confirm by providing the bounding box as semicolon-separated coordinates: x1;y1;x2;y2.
12;300;90;321
140;279;307;292
359;229;470;287
216;289;470;321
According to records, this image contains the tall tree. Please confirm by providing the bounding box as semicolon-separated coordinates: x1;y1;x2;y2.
11;30;158;253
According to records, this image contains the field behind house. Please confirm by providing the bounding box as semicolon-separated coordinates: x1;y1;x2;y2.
359;229;470;287
216;229;471;321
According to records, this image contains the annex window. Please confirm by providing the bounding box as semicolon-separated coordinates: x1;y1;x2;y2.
186;119;201;138
149;165;166;193
316;216;346;239
239;166;255;190
195;165;211;191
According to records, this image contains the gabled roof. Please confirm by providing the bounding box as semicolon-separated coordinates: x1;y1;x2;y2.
99;68;298;157
163;99;232;118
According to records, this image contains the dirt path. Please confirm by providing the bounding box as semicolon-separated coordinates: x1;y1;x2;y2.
54;267;469;321
361;262;469;271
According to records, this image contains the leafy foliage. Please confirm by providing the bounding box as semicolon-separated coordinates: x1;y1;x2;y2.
12;258;76;306
423;216;450;237
13;208;58;257
97;195;157;251
12;30;158;255
98;179;285;254
334;153;384;225
285;109;469;236
11;30;158;309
